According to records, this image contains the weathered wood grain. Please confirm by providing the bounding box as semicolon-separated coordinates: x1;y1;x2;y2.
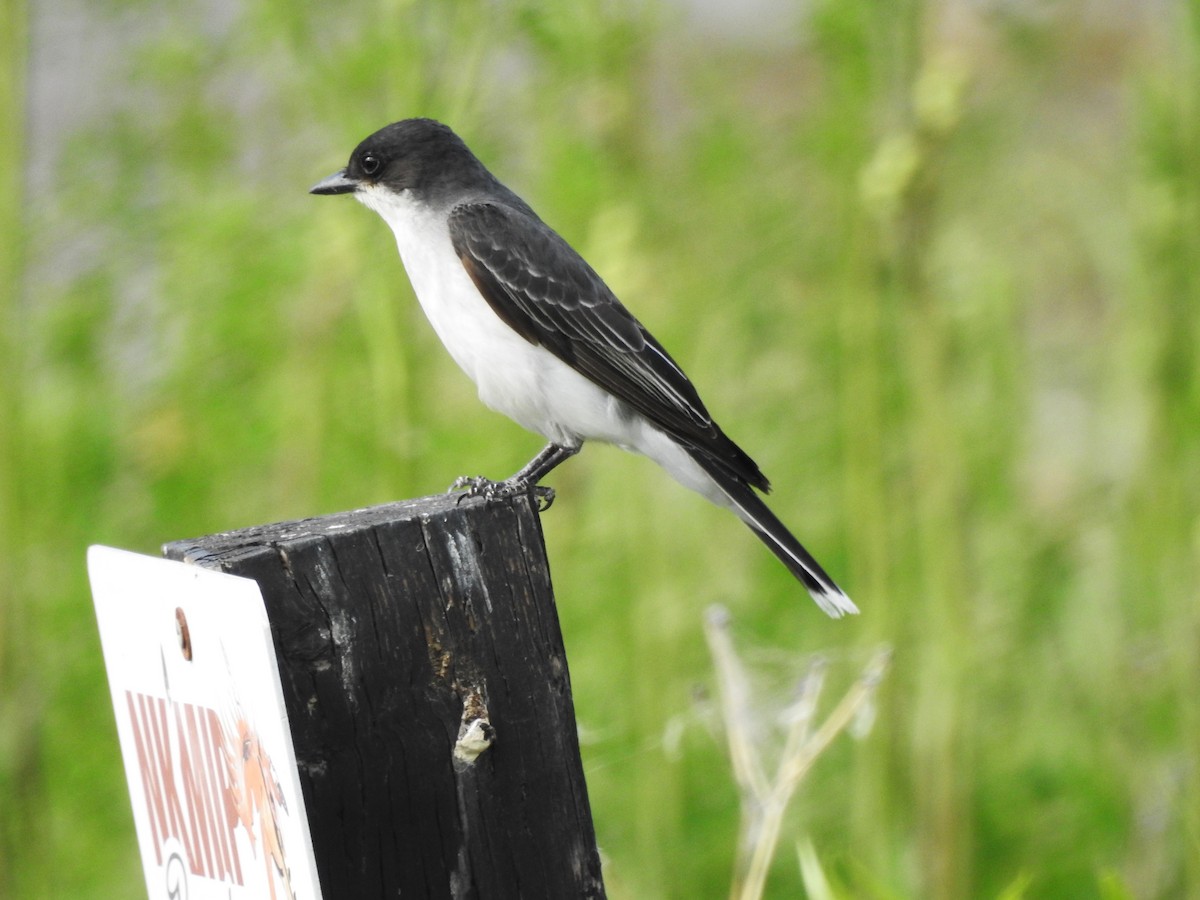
164;491;604;899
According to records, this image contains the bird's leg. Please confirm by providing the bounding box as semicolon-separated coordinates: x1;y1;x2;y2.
450;443;580;511
509;443;580;485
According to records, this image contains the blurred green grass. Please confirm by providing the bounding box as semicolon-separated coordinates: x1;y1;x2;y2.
3;0;1199;897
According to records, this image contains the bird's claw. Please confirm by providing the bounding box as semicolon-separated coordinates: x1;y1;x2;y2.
448;475;491;497
448;476;556;512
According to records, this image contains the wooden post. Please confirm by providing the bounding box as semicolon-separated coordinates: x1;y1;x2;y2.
163;492;606;899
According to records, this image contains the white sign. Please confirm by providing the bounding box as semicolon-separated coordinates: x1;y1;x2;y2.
88;546;323;900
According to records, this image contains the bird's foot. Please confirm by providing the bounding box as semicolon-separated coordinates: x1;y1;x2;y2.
448;476;556;512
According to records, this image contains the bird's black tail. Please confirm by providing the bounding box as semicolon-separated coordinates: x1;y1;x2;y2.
688;450;858;618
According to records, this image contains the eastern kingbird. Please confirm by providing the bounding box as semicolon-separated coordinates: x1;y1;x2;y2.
311;119;856;617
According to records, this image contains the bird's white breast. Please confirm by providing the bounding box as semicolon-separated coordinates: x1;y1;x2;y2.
354;185;627;448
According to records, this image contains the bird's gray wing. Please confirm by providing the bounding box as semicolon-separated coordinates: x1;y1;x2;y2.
449;200;769;492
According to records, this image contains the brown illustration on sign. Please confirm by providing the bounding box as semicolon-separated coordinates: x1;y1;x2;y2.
124;690;298;899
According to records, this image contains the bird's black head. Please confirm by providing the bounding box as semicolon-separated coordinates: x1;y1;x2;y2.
309;118;488;202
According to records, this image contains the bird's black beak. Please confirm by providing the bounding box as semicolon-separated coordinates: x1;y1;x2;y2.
309;169;359;196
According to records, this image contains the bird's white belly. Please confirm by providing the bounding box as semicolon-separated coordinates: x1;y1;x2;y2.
362;187;628;448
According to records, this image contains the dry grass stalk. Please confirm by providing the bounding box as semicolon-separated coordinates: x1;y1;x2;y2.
704;606;890;900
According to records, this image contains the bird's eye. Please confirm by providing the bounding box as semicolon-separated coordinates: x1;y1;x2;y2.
360;154;382;177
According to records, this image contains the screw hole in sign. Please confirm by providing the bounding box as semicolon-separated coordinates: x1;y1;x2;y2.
175;607;192;661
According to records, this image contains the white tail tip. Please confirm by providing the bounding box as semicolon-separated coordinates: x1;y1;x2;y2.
812;587;859;618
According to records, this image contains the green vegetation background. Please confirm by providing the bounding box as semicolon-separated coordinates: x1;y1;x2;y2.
2;0;1198;896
